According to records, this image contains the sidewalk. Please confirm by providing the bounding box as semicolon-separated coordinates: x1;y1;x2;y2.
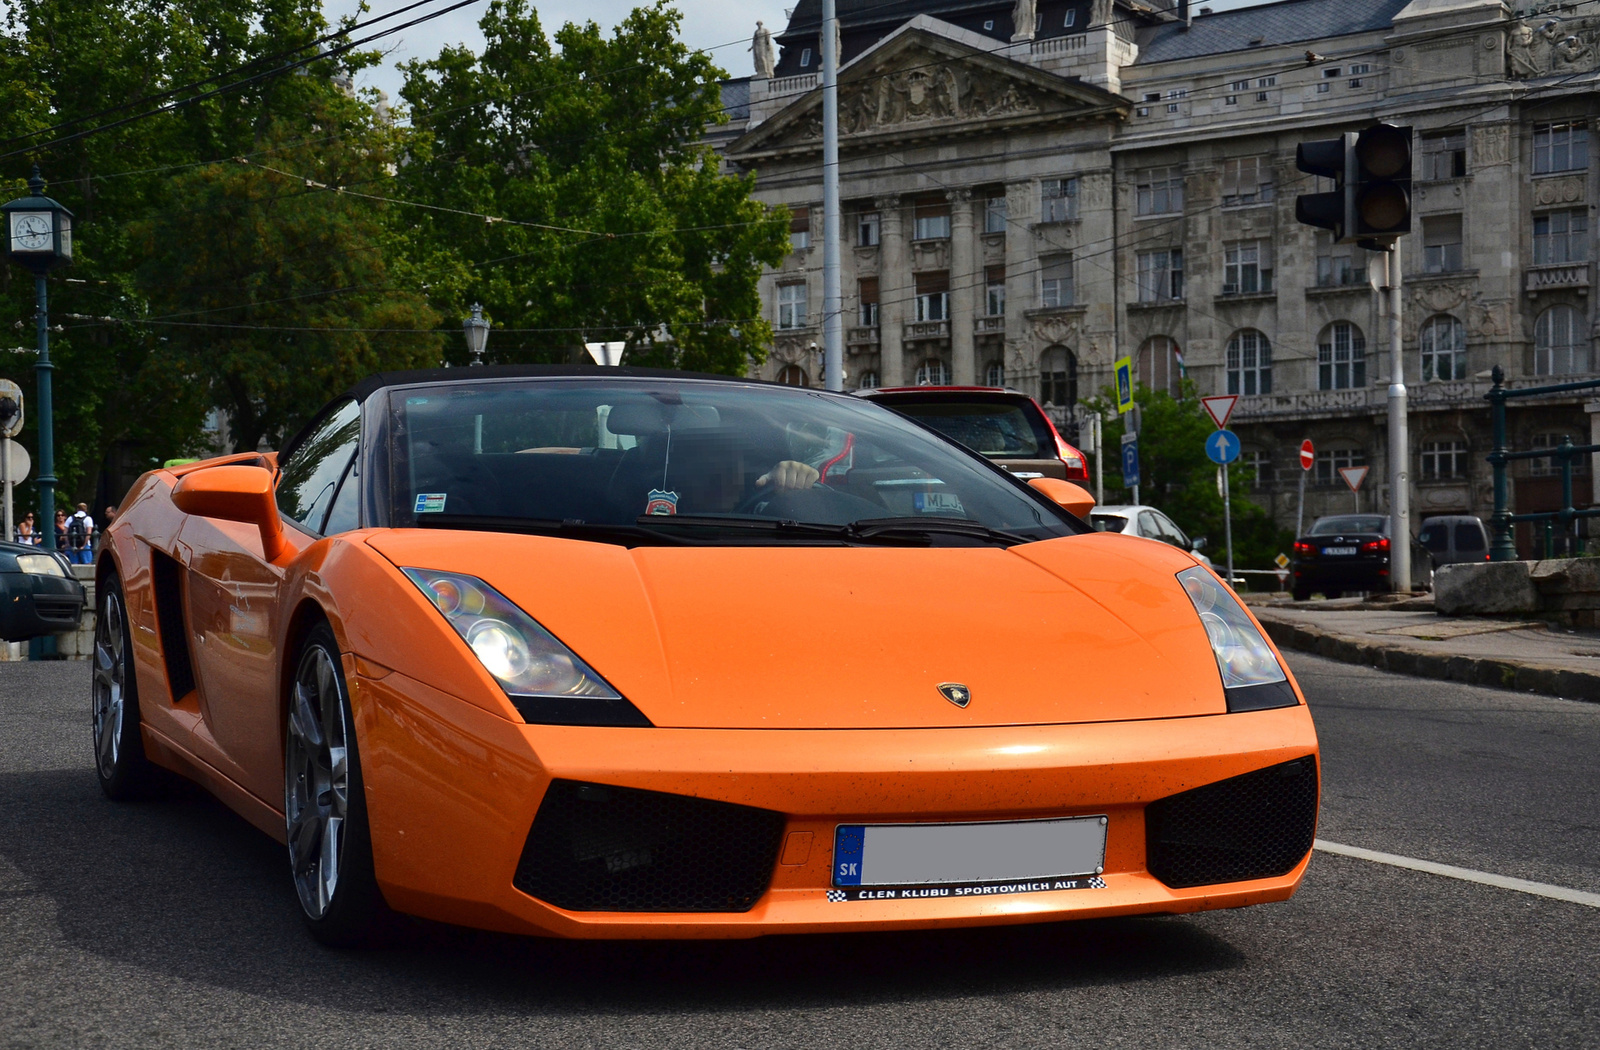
1249;597;1600;704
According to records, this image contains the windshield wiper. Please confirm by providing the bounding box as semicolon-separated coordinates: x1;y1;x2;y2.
845;517;1034;547
633;515;853;541
416;514;691;546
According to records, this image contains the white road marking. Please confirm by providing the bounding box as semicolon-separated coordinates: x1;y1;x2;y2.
1315;839;1600;909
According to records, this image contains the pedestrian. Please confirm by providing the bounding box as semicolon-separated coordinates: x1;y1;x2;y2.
65;503;94;564
14;510;35;545
99;505;117;552
54;509;66;551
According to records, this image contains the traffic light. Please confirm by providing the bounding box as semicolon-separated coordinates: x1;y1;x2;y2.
1294;123;1413;247
1294;134;1351;240
1351;123;1412;244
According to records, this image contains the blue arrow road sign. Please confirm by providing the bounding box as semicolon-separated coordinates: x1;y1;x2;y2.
1121;433;1140;487
1205;428;1241;465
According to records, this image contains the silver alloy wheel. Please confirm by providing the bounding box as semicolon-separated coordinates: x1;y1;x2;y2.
91;588;126;778
285;643;350;920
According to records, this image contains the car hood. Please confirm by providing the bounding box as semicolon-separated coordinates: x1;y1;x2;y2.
364;531;1228;730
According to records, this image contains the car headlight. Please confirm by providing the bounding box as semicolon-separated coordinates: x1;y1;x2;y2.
401;567;650;726
1176;566;1298;712
16;554;67;577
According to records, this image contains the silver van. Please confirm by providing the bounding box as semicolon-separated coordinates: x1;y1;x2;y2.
1419;515;1490;567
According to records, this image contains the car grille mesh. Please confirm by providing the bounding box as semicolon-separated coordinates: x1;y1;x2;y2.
32;596;81;623
1144;756;1318;889
513;780;786;913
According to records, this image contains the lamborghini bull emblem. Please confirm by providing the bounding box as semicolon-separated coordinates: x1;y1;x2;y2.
938;682;971;708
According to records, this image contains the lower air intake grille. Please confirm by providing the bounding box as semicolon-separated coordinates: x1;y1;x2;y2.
33;596;81;622
1145;756;1319;889
514;780;786;912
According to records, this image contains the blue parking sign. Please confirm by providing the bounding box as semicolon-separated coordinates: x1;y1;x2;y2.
1205;429;1241;465
1121;433;1140;488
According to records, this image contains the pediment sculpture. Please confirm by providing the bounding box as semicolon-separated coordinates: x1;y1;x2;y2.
1506;15;1600;78
794;62;1044;141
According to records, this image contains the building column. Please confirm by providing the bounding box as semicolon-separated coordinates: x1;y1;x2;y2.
948;188;977;385
876;195;907;386
1003;180;1035;392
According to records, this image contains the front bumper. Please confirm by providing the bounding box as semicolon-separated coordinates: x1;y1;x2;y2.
0;571;86;641
351;668;1320;939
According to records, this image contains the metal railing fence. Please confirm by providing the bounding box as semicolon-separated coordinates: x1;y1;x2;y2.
1487;365;1600;561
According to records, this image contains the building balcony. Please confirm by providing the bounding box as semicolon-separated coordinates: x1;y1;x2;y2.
1230;379;1499;424
1127;296;1185;311
974;315;1005;336
1527;263;1590;296
1031;34;1087;56
904;320;950;342
768;73;817;94
846;326;880;350
1306;271;1371;295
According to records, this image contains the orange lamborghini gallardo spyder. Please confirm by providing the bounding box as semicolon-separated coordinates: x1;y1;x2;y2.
91;367;1318;945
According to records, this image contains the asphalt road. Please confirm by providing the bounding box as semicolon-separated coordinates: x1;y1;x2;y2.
1;654;1597;1049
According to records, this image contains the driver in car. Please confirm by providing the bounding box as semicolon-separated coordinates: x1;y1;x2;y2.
757;421;852;493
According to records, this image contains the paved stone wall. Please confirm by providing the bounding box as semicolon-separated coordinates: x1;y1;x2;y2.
1435;557;1600;627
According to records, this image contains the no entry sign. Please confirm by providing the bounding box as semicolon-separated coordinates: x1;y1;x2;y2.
1299;439;1315;471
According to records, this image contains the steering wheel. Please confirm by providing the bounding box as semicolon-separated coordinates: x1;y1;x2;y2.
733;482;820;517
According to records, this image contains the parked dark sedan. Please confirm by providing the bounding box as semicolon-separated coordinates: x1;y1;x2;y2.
0;540;85;641
857;386;1089;483
1290;514;1427;600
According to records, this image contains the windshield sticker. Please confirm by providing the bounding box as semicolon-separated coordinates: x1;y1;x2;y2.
914;491;965;515
414;492;448;514
644;489;680;516
827;876;1106;902
405;397;430;405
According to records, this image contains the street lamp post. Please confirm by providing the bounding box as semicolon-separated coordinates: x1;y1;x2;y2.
463;303;489;366
2;166;74;551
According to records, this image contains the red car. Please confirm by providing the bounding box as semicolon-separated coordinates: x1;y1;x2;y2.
859;387;1089;483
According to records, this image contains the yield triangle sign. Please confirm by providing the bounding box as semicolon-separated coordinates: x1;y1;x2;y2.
1200;395;1238;430
1339;465;1369;494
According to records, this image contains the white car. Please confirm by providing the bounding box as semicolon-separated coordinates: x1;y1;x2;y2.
1090;504;1213;567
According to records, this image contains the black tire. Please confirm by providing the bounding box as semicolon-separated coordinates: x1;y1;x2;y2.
1323;589;1343;600
92;572;156;799
284;621;390;947
1291;585;1311;602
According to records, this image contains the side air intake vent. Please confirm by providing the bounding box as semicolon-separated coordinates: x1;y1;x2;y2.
514;780;785;913
149;550;196;700
1145;756;1318;889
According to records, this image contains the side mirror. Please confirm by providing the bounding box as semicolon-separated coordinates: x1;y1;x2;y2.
1028;477;1096;519
1191;536;1208;551
171;465;290;563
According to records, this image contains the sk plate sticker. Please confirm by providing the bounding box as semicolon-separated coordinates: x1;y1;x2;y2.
644;489;680;516
414;492;448;514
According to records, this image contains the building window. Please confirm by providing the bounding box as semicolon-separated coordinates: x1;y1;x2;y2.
1531;432;1590;476
777;364;809;386
1220;156;1274;207
1040;346;1077;406
985;360;1006;387
985;265;1006;316
1317;322;1367;390
1040;254;1074;308
1242;450;1271;488
1316;83;1331;95
915;358;950;386
1316;233;1366;287
1225;94;1238;105
1534;122;1589;175
1138;336;1183;397
1257;76;1276;87
1254;91;1270;103
1534;209;1588;265
1230;79;1250;91
912;200;951;240
1040;178;1079;223
1349;63;1371;75
1422;214;1464;273
1420;440;1469;481
1136;166;1183;216
799;48;812;68
789;211;810;252
984;196;1007;233
1419;314;1467;381
914;271;949;322
1136;248;1183;301
1420;130;1467;180
777;282;807;329
1535;304;1589;375
1064;9;1075;27
1226;329;1272;396
1322;67;1342;78
1315;448;1366;485
857;211;880;247
857;277;879;327
856;370;880;390
1223;240;1273;294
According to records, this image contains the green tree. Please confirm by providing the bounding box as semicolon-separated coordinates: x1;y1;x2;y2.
397;0;789;372
1090;381;1293;571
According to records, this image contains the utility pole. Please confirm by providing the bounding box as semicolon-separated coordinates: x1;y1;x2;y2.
820;0;843;391
1384;247;1411;592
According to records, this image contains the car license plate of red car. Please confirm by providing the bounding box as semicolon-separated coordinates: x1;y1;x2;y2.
1324;546;1358;555
832;816;1106;887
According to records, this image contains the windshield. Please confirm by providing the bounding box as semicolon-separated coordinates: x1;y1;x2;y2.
877;398;1049;457
1089;513;1128;533
1310;515;1388;535
385;378;1078;544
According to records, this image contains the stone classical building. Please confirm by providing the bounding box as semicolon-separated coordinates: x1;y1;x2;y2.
719;0;1600;553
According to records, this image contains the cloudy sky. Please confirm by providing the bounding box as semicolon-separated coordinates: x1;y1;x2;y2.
324;0;1267;103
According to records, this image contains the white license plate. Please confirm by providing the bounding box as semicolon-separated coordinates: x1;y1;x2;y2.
1324;546;1358;555
833;816;1106;887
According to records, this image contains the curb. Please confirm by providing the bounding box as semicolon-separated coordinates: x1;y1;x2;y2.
1255;614;1600;704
